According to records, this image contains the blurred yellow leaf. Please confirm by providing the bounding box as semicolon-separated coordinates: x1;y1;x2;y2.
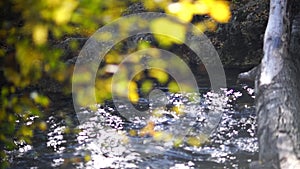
95;89;112;103
105;52;122;64
150;18;186;46
96;31;113;41
195;19;217;32
33;25;48;45
128;81;139;103
187;136;201;147
15;44;42;82
38;121;47;131
172;105;185;116
186;134;209;147
148;69;169;84
139;121;155;137
153;131;173;142
113;79;128;97
209;1;231;23
19;126;33;137
173;138;183;147
128;81;137;92
76;88;95;107
148;59;167;69
0;48;4;57
193;1;210;15
133;71;144;81
168;81;180;93
30;92;49;107
143;1;156;10
138;41;151;50
84;154;91;162
167;2;194;22
204;20;217;31
4;68;21;86
0;111;5;121
72;71;92;83
53;0;78;25
128;91;139;103
129;129;137;136
45;0;60;7
153;131;164;141
140;80;153;94
166;0;231;24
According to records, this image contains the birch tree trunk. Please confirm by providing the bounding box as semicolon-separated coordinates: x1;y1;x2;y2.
252;0;300;168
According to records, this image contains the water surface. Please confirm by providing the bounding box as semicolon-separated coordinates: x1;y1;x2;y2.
9;70;257;169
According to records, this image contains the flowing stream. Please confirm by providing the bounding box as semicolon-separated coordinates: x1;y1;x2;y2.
8;69;258;169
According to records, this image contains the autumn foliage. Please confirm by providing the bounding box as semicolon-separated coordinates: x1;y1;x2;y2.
0;0;230;167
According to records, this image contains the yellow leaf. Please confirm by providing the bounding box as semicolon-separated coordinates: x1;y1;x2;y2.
140;80;153;94
153;131;164;141
172;105;185;116
150;18;186;46
133;71;144;81
33;25;48;45
19;126;33;137
53;0;78;25
167;2;182;14
193;1;209;15
168;81;180;93
84;154;91;162
148;69;169;84
209;1;231;23
173;138;183;147
143;1;156;10
195;20;217;32
4;68;21;86
148;58;167;69
128;90;139;103
128;81;137;92
167;2;194;22
72;71;92;83
95;31;113;42
113;79;128;97
138;41;151;50
186;134;210;147
45;0;60;6
105;52;122;64
38;122;47;131
153;131;173;142
139;121;155;137
129;129;137;136
128;81;139;103
204;20;217;31
76;88;95;107
195;22;207;33
187;136;201;147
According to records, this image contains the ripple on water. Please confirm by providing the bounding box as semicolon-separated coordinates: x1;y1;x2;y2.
9;86;258;168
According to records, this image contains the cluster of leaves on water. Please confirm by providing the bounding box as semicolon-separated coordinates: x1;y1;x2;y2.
0;0;230;167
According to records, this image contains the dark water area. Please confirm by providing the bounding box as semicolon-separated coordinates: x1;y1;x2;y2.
7;68;258;169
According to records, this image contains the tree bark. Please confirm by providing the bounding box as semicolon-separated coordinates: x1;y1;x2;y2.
252;0;300;168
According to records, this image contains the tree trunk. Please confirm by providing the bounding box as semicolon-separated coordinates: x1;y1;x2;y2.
252;0;300;168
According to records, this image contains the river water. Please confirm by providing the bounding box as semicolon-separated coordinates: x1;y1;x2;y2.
8;69;258;169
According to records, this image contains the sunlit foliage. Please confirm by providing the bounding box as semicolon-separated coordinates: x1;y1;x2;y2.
0;0;230;167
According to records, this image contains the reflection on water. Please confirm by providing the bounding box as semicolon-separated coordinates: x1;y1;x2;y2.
8;85;257;169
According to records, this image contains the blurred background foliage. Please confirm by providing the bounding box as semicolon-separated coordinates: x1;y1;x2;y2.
0;0;230;167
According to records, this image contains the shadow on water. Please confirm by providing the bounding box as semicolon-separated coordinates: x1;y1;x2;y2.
8;69;258;169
